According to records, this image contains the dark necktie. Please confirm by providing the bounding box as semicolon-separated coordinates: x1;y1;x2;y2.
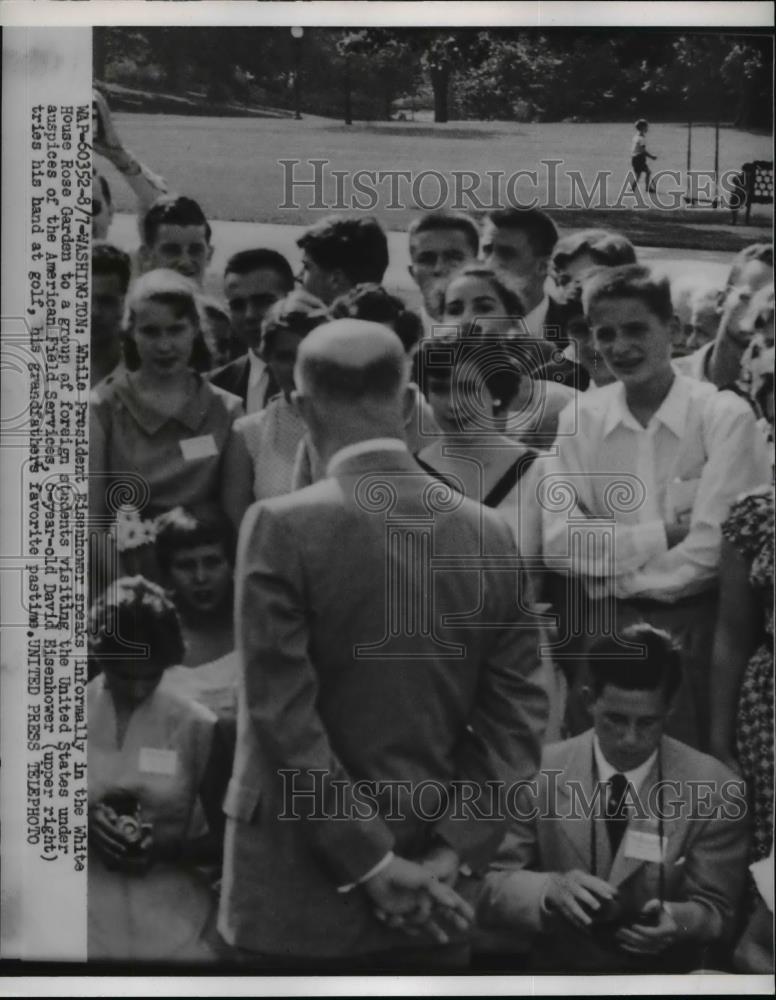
605;772;630;856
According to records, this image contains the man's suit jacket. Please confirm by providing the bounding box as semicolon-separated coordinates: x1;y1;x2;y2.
473;730;750;972
207;353;278;409
218;445;549;959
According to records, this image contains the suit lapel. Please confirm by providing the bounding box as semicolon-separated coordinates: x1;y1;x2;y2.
556;731;602;871
237;357;250;403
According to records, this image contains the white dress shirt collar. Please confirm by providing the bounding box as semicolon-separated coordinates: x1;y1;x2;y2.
326;437;407;477
593;733;658;791
602;373;688;439
522;295;550;339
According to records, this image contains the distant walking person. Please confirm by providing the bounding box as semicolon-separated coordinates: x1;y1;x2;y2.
629;119;657;194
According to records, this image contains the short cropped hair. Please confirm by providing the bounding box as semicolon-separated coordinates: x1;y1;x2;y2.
486;208;558;259
444;266;525;321
260;289;331;357
587;623;682;703
330;284;423;354
224;247;295;291
92;242;132;294
726;243;773;288
154;506;236;575
297;215;389;284
88;575;184;669
417;336;523;412
582;264;673;323
300;352;405;404
552;229;637;272
143;194;212;247
408;210;479;257
123;268;211;371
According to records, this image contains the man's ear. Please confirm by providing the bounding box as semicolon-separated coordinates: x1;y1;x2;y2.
206;243;215;266
581;685;596;713
408;263;417;283
537;256;550;281
667;313;681;343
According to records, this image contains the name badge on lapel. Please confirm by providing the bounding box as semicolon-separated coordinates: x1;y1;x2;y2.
624;829;666;863
139;747;178;776
180;435;217;461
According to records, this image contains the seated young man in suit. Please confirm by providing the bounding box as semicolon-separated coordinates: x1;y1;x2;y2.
296;215;389;306
207;248;295;412
481;208;587;389
473;624;750;974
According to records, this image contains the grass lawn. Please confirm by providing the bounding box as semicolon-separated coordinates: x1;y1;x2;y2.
102;114;773;250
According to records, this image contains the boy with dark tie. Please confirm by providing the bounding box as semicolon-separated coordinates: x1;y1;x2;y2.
473;624;750;974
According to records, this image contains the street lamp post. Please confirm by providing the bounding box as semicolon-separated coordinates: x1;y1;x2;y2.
291;26;304;120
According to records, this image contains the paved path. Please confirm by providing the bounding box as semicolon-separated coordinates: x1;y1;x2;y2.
111;212;735;307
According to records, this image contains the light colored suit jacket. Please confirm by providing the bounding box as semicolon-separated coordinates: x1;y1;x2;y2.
218;445;549;959
474;730;750;972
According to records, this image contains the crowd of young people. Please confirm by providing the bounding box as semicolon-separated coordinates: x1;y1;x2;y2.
86;110;774;972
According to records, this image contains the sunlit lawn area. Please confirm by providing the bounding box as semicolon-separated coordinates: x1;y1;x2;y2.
103;114;773;249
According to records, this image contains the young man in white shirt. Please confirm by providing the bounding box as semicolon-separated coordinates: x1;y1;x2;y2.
540;265;770;751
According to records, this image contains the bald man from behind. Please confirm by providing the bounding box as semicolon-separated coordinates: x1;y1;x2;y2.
219;319;549;971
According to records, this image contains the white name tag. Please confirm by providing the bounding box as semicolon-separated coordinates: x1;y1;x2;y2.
139;747;178;776
624;829;666;863
180;435;217;461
